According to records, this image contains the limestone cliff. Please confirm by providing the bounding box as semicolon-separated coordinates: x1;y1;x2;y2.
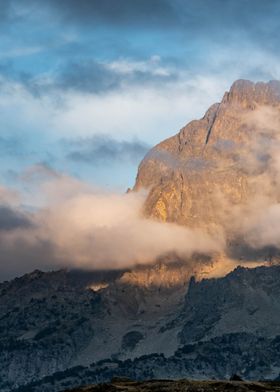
134;80;280;239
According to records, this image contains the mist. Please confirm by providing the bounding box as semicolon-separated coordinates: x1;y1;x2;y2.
221;104;280;256
0;169;224;279
1;103;280;280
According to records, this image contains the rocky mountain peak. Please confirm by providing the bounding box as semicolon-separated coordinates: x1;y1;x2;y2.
133;80;280;264
2;80;280;392
224;79;280;107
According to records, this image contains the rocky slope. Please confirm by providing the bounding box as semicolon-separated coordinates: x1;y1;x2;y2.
3;265;280;392
134;80;280;259
15;332;280;391
3;80;280;391
0;264;190;391
180;265;280;344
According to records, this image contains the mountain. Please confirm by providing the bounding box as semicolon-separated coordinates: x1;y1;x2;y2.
180;265;280;343
0;269;102;390
134;79;280;224
134;80;280;260
0;263;191;391
9;265;280;392
3;80;280;391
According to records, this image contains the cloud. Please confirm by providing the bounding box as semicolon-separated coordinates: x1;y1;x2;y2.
36;190;222;269
20;163;60;183
70;57;174;92
0;72;229;189
20;0;280;43
0;62;227;137
15;57;176;95
39;0;179;29
50;74;229;142
1;0;280;281
0;206;33;231
211;104;280;257
19;0;280;54
241;204;280;250
56;61;121;94
0;185;19;205
65;135;149;165
2;99;280;279
134;98;280;266
0;172;223;279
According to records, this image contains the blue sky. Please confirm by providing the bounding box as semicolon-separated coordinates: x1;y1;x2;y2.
1;0;280;191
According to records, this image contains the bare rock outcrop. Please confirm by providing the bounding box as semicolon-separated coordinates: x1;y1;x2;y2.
134;80;280;242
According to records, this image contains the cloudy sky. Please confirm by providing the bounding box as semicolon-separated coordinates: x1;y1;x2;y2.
0;0;279;191
0;0;280;278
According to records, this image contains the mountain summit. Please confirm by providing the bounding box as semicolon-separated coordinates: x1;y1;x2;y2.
134;80;280;242
3;80;280;392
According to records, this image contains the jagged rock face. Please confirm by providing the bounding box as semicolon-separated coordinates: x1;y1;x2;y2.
5;81;280;391
4;265;280;391
0;267;187;391
134;80;280;233
180;265;280;344
0;270;103;389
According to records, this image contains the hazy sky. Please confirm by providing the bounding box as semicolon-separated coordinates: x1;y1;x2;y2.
1;0;280;190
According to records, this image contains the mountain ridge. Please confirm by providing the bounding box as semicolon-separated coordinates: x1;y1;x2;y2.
134;79;280;233
3;79;280;391
6;265;280;392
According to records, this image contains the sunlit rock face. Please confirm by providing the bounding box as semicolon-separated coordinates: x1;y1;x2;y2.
3;81;280;392
134;80;280;239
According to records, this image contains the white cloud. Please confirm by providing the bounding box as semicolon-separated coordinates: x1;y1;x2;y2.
0;68;229;145
104;55;171;77
51;76;228;143
0;172;224;276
